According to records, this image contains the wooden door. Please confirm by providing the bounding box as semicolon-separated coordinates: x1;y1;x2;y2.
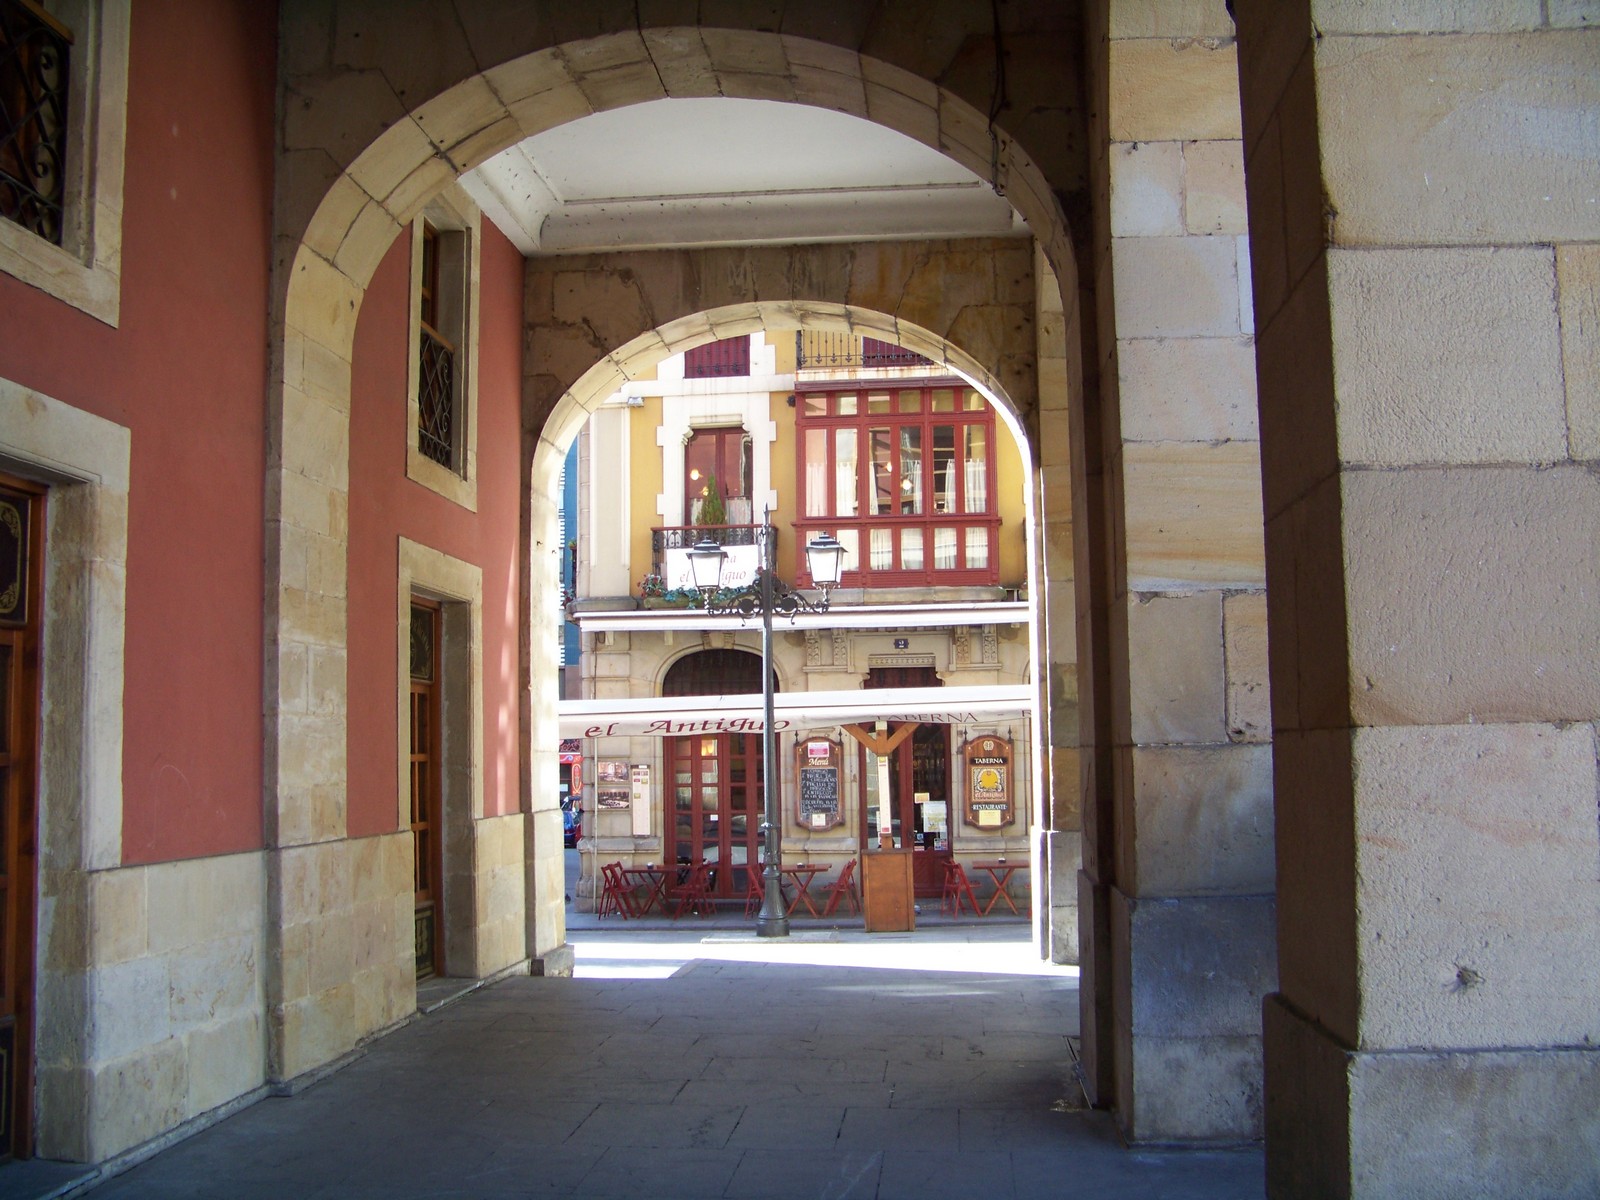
0;477;43;1158
667;733;762;901
408;601;443;979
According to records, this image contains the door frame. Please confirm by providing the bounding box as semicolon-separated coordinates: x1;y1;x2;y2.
0;473;44;1158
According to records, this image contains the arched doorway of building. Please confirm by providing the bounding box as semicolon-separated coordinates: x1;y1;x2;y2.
661;650;777;902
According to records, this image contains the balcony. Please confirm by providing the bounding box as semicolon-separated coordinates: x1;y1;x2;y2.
650;523;775;594
795;332;931;371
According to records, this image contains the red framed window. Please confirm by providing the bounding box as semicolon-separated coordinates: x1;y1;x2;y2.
795;383;999;587
684;336;750;379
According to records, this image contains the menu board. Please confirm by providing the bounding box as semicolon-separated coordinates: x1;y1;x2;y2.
794;738;843;830
962;735;1014;828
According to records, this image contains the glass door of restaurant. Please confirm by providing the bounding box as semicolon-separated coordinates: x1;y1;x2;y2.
667;733;763;901
861;723;952;896
861;664;951;896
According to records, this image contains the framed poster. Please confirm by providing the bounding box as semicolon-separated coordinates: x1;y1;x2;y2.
596;759;631;810
962;735;1013;828
794;737;843;830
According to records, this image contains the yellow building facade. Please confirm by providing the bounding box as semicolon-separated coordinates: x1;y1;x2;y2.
566;332;1037;916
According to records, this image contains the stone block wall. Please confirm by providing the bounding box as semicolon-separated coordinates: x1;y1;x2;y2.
1236;1;1600;1194
39;854;266;1163
1081;0;1277;1143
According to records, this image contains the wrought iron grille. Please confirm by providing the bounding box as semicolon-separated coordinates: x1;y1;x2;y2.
795;331;931;370
0;0;71;246
417;325;456;468
651;523;771;577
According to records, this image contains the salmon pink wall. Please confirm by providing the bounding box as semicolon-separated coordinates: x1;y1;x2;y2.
0;3;275;863
346;220;525;838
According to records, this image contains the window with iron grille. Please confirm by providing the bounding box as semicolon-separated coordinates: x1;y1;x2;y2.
684;336;750;379
795;383;999;587
416;223;457;468
0;0;72;246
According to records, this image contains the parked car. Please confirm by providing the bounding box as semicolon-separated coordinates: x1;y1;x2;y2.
562;797;582;847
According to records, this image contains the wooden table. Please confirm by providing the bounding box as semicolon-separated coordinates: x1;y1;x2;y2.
778;864;828;917
620;865;670;916
970;862;1025;916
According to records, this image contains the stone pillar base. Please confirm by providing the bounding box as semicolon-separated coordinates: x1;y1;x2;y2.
1265;994;1600;1199
530;943;575;977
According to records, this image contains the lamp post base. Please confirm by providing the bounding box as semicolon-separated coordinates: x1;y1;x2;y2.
756;913;791;937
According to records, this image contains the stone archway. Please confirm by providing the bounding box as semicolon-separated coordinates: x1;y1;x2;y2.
265;15;1091;1095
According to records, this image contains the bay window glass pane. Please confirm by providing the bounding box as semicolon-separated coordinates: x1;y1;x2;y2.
837;529;859;573
966;527;989;569
870;427;894;515
804;428;829;517
932;426;956;513
963;425;989;513
837;394;858;416
898;392;922;412
963;389;986;411
870;527;893;570
835;429;858;516
898;427;922;514
931;388;956;412
933;527;957;569
868;391;892;414
902;526;924;571
803;393;827;417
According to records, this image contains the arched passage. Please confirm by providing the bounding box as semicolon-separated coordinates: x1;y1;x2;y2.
265;18;1094;1102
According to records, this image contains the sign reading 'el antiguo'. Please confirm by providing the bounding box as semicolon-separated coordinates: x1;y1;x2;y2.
962;734;1013;829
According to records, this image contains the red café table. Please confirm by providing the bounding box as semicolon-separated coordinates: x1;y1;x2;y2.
777;864;828;917
620;865;670;916
970;861;1026;916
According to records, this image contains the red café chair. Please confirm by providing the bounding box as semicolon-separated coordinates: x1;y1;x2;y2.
821;858;860;917
744;868;765;917
669;861;714;918
599;861;642;919
941;860;981;917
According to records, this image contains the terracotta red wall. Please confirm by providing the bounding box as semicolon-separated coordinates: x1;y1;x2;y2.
346;220;525;837
0;3;275;863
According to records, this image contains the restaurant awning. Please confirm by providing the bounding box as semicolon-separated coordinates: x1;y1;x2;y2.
559;684;1034;739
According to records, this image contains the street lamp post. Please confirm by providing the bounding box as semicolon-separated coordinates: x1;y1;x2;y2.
687;513;845;937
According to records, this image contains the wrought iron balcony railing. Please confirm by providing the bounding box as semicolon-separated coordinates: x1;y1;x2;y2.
795;332;931;371
649;523;774;595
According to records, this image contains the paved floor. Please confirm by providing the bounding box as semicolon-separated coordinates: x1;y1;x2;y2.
8;858;1263;1198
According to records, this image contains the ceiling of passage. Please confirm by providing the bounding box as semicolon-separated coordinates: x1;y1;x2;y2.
460;97;1026;256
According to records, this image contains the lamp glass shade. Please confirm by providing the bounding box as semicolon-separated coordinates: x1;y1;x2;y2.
686;537;727;593
805;532;846;587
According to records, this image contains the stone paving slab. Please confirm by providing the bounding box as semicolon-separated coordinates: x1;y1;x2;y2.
40;931;1262;1199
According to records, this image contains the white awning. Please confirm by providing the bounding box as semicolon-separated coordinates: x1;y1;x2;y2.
560;684;1033;739
569;599;1029;633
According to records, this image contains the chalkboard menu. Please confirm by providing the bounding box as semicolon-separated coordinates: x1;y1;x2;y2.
794;738;843;830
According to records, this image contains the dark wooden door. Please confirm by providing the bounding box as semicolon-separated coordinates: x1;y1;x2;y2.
0;476;43;1158
409;601;443;979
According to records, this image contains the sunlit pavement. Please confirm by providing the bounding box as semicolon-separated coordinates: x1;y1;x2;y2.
53;909;1264;1200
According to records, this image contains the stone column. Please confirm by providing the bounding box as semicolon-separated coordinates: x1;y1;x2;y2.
1235;3;1600;1195
1081;0;1278;1141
